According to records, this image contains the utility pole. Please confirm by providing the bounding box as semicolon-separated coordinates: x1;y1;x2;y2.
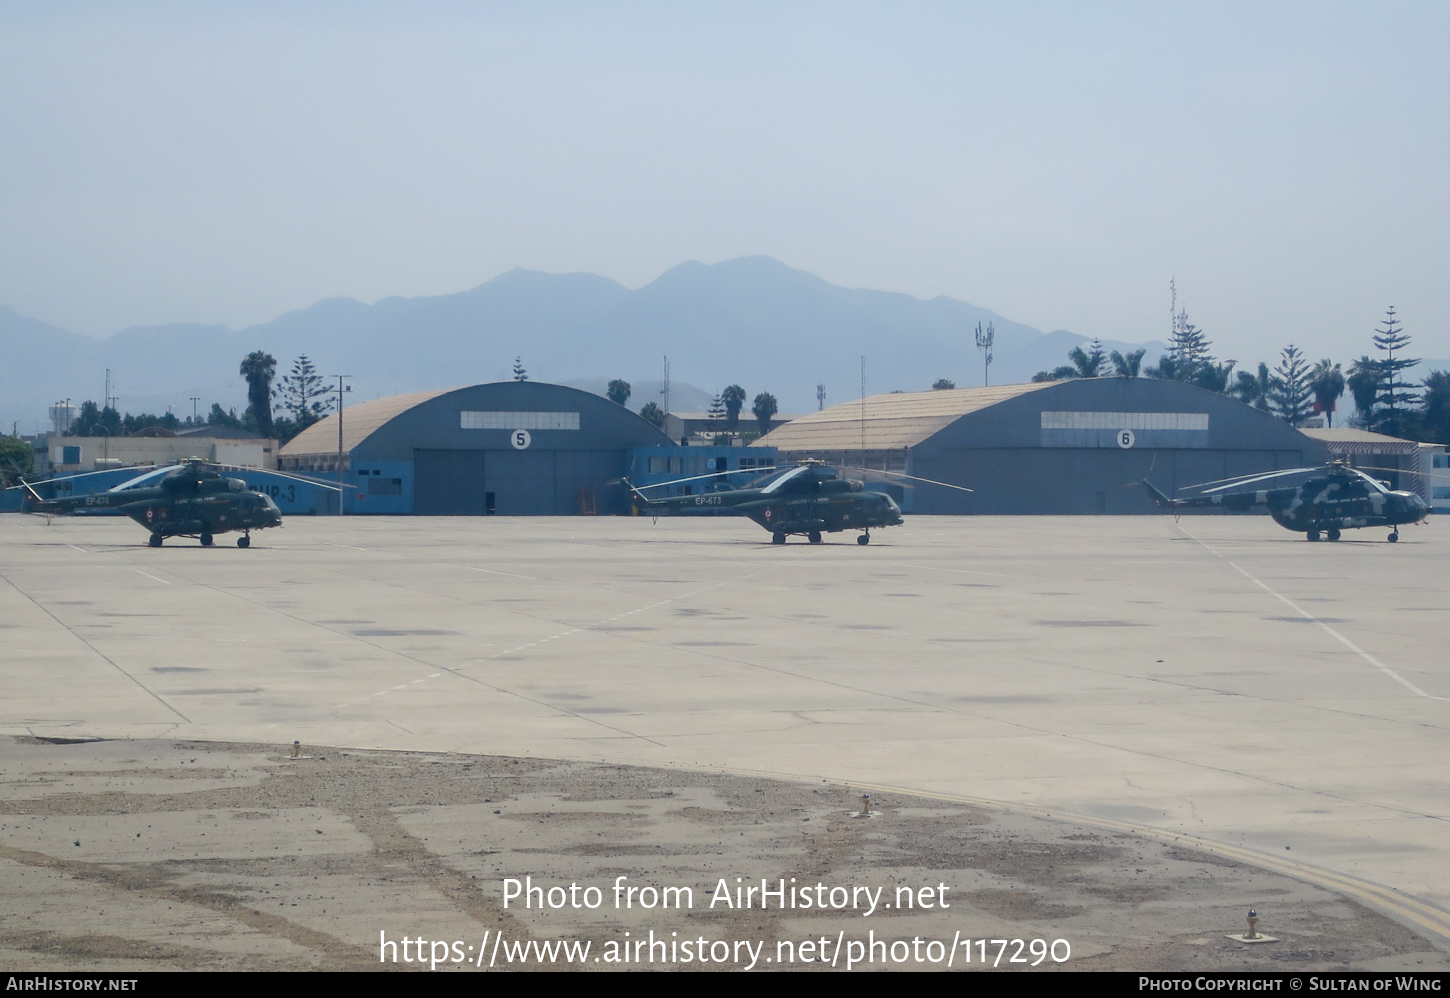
332;375;352;515
975;321;994;387
190;397;200;424
661;356;670;415
859;356;866;469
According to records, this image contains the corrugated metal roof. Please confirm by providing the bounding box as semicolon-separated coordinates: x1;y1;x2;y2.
755;382;1055;451
280;387;459;457
1299;427;1415;444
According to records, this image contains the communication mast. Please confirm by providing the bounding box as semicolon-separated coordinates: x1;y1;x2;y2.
975;322;994;387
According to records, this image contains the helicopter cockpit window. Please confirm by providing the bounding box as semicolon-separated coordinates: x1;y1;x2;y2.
228;478;246;492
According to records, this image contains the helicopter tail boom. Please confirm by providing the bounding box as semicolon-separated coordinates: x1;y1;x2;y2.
1139;479;1177;508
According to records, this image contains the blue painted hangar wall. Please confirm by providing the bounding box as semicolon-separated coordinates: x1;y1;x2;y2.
282;382;673;515
909;379;1330;515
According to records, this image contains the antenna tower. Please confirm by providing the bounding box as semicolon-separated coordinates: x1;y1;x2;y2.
975;321;995;387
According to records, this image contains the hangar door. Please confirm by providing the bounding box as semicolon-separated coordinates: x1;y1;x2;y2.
485;450;623;515
413;449;486;515
415;449;623;515
485;451;557;515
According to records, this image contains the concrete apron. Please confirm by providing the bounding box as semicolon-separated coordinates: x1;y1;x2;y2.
2;510;1447;944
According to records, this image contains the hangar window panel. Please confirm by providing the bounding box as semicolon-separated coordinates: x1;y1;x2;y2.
460;411;580;431
1040;412;1209;430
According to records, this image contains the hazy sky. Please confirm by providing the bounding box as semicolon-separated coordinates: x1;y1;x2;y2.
2;1;1447;364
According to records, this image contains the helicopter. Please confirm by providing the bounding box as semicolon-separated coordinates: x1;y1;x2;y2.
13;458;284;547
622;459;969;545
1140;459;1429;542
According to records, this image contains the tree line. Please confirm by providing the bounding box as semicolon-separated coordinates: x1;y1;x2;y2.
605;380;780;438
1019;306;1448;443
56;353;334;446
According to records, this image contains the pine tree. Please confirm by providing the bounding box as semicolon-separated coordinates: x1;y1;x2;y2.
276;355;334;430
1269;345;1313;426
512;357;528;382
1371;307;1418;436
1168;307;1213;383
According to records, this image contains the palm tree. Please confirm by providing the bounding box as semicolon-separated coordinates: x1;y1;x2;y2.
1111;348;1146;377
637;401;665;428
606;379;631;406
239;351;277;438
1231;362;1276;412
1309;359;1345;427
1032;339;1107;382
751;392;778;436
721;385;747;430
1347;356;1380;427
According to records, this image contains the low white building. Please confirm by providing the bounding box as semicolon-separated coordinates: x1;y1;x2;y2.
47;428;278;472
1298;427;1429;500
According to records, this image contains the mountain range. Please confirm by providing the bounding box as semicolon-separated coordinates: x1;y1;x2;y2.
4;255;1178;432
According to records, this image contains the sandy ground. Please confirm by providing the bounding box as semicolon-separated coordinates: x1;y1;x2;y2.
0;736;1444;973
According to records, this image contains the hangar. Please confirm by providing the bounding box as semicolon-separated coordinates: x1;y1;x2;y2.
757;377;1330;514
279;381;672;515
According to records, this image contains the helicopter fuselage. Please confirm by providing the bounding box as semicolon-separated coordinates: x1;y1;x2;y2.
1144;472;1428;539
627;467;903;543
26;467;283;544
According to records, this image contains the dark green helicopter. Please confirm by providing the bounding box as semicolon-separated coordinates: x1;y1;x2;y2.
17;458;283;547
1141;459;1429;542
623;459;968;545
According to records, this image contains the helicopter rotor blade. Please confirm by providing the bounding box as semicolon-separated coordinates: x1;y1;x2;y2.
837;466;974;493
1198;467;1321;493
214;464;345;491
619;467;778;491
2;464;171;491
1351;465;1450;482
1184;467;1320;492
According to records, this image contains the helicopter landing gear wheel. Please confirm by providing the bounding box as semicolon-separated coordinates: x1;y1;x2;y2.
237;534;250;548
200;533;214;547
771;532;786;545
857;534;870;545
1327;528;1341;541
1388;531;1399;542
1306;530;1321;542
808;531;822;544
148;533;162;548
